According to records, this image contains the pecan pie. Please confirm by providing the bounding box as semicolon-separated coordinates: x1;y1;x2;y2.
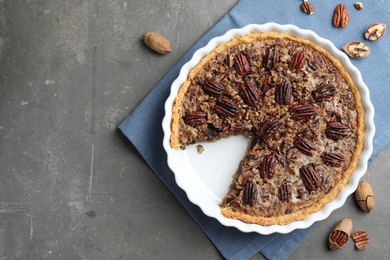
170;32;364;225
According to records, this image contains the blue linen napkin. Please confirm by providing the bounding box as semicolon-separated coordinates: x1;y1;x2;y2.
119;0;390;259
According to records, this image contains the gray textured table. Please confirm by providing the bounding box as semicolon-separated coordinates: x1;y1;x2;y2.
0;1;388;259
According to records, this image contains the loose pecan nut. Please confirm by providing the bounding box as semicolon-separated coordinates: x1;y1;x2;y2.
325;122;351;140
239;79;260;106
214;96;239;117
290;50;306;71
294;137;317;156
365;23;387;41
299;163;321;191
263;45;279;70
300;1;315;15
260;154;277;179
351;230;369;249
256;118;280;140
333;4;349;28
202;79;226;97
184;111;207;126
312;83;336;102
235;52;251;75
355;181;375;213
275;80;292;105
290;104;316;120
321;152;345;167
278;182;292;202
242;181;257;207
354;2;363;10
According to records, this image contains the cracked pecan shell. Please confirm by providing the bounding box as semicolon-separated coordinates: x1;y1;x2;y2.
299;164;321;191
275;80;292;105
234;52;250;75
214;96;239;117
202;79;226;97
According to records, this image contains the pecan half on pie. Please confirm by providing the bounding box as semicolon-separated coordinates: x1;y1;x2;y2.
170;32;364;226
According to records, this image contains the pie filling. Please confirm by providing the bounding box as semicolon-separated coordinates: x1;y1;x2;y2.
170;32;364;225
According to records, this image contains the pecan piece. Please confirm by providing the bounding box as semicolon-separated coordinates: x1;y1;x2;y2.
184;111;207;126
263;45;279;70
239;79;260;106
290;104;316;120
234;52;250;75
275;80;292;105
300;1;315;15
354;2;363;10
299;164;321;191
351;230;369;249
321;152;345;167
312;83;336;102
325;122;351;140
242;181;257;207
342;41;371;59
290;50;306;71
333;4;349;28
256;118;279;140
294;137;317;156
214;96;239;117
365;23;387;41
278;182;292;202
260;154;276;179
202;79;226;97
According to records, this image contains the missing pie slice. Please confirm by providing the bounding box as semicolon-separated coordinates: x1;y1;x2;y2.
170;31;364;226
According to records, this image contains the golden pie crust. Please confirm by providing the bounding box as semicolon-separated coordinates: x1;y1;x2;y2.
169;31;364;225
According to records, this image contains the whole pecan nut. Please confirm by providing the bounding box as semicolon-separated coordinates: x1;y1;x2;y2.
278;182;292;202
234;52;251;74
275;80;292;105
242;181;257;207
321;152;345;167
333;4;349;28
290;50;306;71
256;118;280;140
299;163;321;191
325;122;351;140
214;96;239;117
312;83;337;102
260;154;277;179
294;137;317;156
290;104;316;120
184;111;207;126
239;79;260;106
263;45;279;70
202;79;226;97
300;1;315;15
